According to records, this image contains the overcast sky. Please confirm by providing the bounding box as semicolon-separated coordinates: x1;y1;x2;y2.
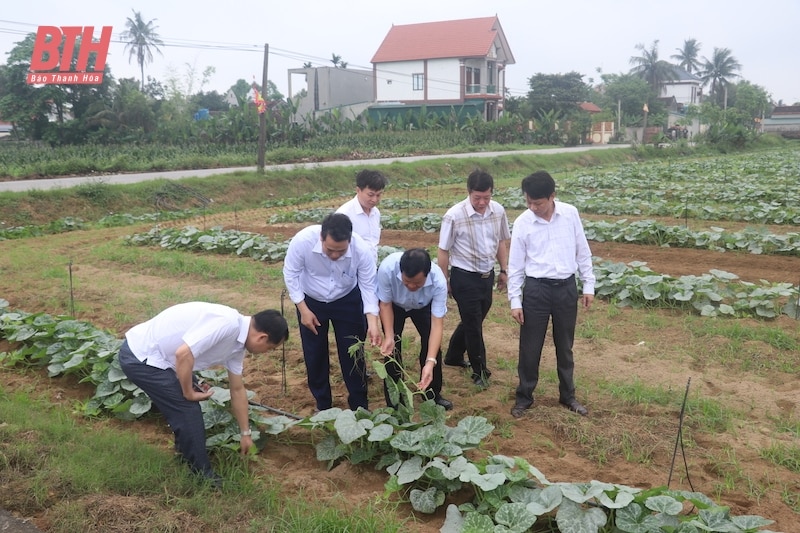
2;0;798;105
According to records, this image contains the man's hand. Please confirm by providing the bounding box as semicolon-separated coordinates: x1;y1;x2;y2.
240;434;254;456
298;305;321;335
366;314;381;346
582;294;595;309
496;272;508;292
416;361;434;391
185;388;214;402
511;308;524;326
380;335;396;356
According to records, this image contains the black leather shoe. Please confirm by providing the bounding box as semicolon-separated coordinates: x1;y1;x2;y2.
472;375;489;389
444;359;470;368
434;397;453;410
561;399;588;416
510;405;528;418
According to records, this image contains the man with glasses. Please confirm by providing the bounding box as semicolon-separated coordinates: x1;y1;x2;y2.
437;169;510;388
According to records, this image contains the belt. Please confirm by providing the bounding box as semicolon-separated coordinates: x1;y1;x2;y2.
452;266;493;279
527;274;575;287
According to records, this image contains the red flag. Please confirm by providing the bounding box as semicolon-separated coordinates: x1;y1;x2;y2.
252;86;266;114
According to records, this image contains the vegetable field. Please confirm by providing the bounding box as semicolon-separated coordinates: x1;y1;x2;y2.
1;147;799;532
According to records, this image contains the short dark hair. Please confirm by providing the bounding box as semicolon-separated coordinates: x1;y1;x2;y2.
521;171;556;199
320;212;352;242
467;169;494;193
252;309;289;344
356;169;388;191
399;248;432;278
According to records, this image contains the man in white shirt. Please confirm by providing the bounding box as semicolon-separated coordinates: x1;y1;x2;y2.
377;248;452;411
438;170;510;389
507;171;595;419
283;213;381;412
336;169;388;265
118;302;288;486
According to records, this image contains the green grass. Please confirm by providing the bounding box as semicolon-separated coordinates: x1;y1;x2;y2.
0;387;407;532
760;442;800;473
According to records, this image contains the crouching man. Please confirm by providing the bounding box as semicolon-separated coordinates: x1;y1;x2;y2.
117;302;288;486
377;248;453;410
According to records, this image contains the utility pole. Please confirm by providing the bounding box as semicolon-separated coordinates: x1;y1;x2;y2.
257;43;269;172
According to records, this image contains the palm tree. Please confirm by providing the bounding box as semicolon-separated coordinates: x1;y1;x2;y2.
671;38;702;74
698;47;742;107
120;10;164;91
629;40;677;94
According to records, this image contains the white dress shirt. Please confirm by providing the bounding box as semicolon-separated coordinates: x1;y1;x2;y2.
283;224;379;315
507;200;596;309
336;195;381;264
125;302;248;375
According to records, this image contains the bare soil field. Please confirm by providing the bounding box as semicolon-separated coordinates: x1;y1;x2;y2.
1;211;799;532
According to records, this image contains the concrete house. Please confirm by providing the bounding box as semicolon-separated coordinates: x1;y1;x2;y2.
287;66;375;123
369;16;515;121
658;66;703;139
762;106;800;138
660;66;702;110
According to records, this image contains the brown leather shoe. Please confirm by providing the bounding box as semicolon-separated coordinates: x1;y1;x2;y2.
561;399;588;416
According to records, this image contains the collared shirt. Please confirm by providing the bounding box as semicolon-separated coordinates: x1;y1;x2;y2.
336;195;381;264
438;198;511;273
507;200;596;309
125;302;249;375
376;252;448;318
283;224;379;315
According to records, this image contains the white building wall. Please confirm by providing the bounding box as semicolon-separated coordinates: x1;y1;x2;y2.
426;58;460;100
661;83;699;105
375;59;461;102
376;62;421;101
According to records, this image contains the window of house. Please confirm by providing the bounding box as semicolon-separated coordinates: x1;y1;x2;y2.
412;73;424;91
465;67;481;93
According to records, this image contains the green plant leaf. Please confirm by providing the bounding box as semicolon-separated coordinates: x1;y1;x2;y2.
396;455;425;485
555;498;608;532
494;502;538;532
409;486;444;514
644;494;683;515
461;511;495;533
315;434;346;461
333;409;368;444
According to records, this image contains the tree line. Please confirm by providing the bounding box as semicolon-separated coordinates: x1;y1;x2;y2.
0;11;780;151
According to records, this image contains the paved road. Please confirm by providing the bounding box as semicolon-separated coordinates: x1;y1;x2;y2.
0;144;630;193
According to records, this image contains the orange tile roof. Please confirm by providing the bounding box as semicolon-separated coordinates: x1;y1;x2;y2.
579;102;602;113
371;16;513;63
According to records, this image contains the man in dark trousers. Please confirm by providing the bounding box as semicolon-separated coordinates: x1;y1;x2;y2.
283;212;381;412
377;248;452;410
437;169;510;389
507;170;595;418
118;302;289;486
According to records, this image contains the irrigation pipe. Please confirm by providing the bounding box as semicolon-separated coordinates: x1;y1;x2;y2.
248;400;302;420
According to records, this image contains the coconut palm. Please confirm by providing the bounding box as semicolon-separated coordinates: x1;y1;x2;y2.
120;10;164;91
671;38;702;74
629;40;677;93
698;47;742;106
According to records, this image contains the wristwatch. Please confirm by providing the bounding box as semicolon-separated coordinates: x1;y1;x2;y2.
499;269;507;274
241;429;252;436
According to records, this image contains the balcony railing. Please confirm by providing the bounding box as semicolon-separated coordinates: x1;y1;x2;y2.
465;84;498;95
